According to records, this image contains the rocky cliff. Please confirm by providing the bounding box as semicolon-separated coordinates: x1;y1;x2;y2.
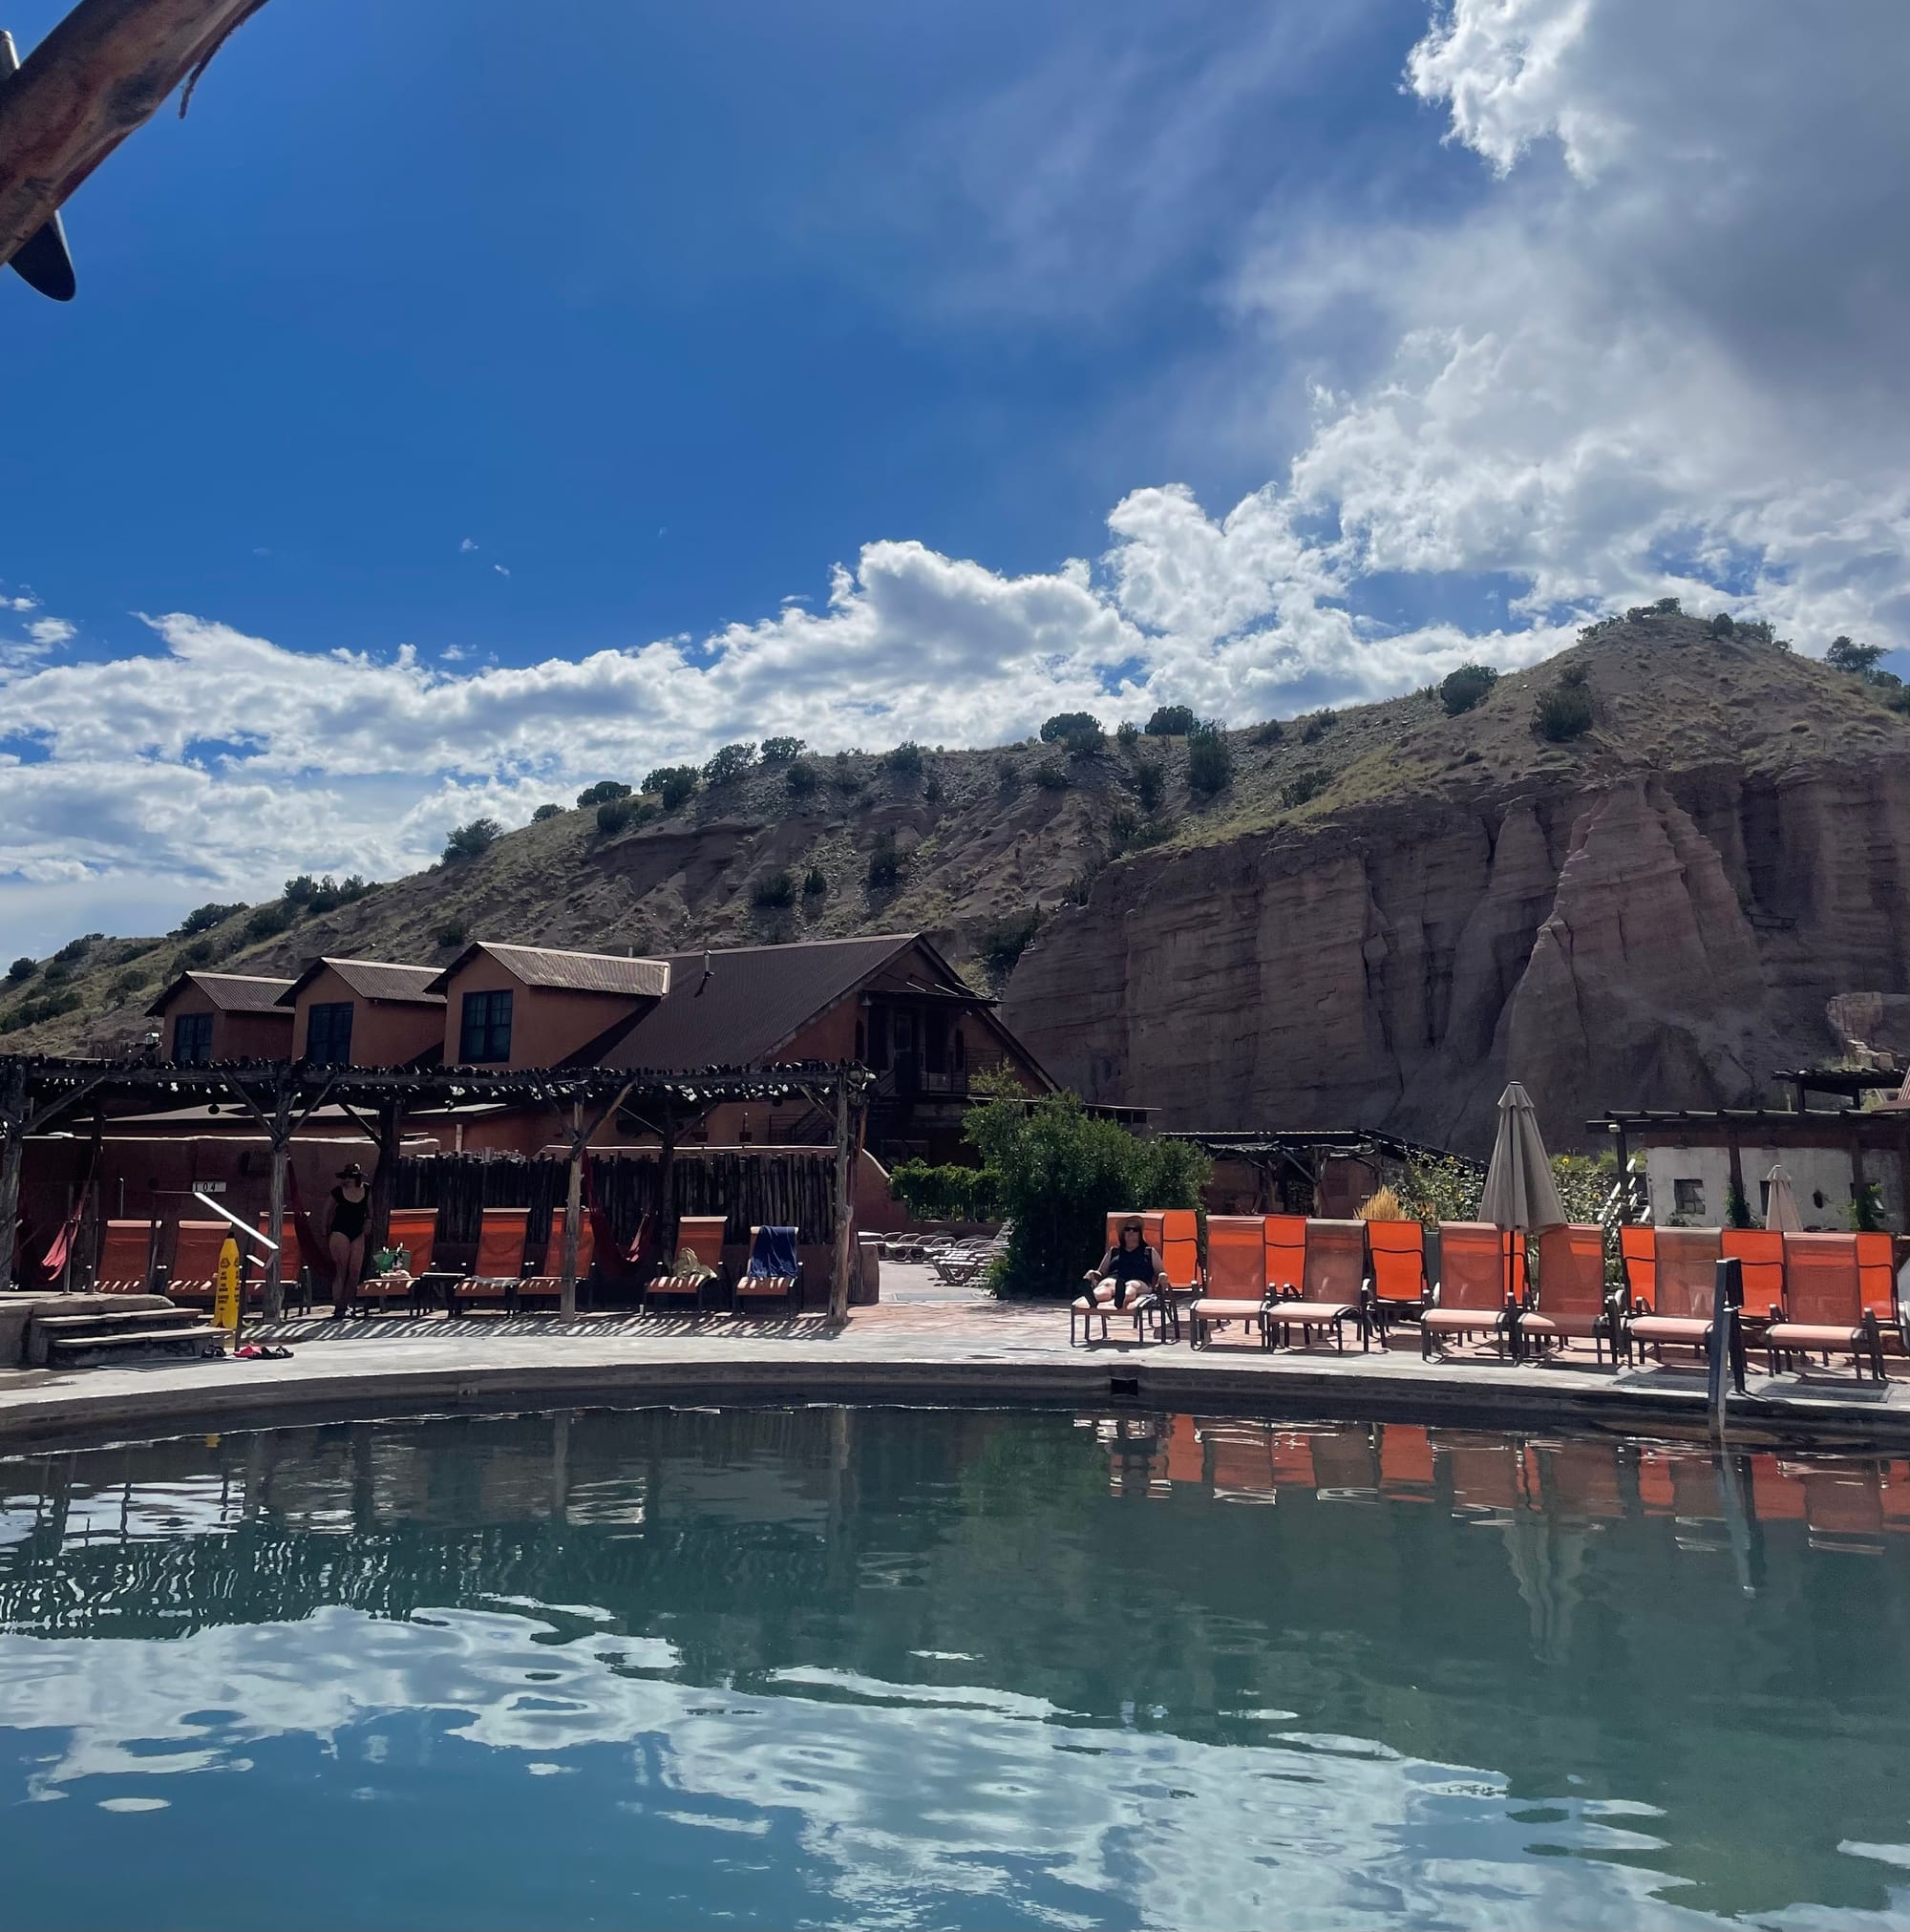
12;611;1910;1155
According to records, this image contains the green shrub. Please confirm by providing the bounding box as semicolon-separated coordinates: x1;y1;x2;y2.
1252;718;1284;746
644;765;699;810
980;908;1044;984
1186;726;1232;796
802;866;827;898
284;873;371;916
5;957;33;985
962;1089;1210;1298
1133;759;1165;811
596;797;635;836
109;968;147;999
1281;768;1329;810
532;803;564;821
1439;664;1498;715
1114;720;1139;752
0;989;82;1034
1535;680;1595;741
42;960;70;987
883;740;924;776
1144;705;1198;737
703;742;756;787
759;736;805;764
867;831;903;890
1560;663;1588;687
1708;613;1735;638
1033;757;1070;792
244;904;291;942
436;921;467;949
174;902;243;937
997;758;1023;797
923;772;944;803
785;759;820;797
576;780;631;808
443;817;501;861
1108;805;1140;854
1040;711;1102;745
753;870;797;909
1299;710;1334;744
175;940;216;968
53;934;96;965
888;1160;1002;1221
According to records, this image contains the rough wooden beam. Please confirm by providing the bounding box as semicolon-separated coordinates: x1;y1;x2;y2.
0;0;272;271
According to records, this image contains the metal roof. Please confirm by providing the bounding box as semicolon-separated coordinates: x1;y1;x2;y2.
144;971;296;1018
278;957;446;1007
426;942;670;1000
590;933;927;1072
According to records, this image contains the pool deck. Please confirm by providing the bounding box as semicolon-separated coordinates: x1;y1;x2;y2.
2;1267;1907;1453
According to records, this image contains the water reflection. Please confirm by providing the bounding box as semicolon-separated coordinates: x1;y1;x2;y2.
0;1408;1906;1931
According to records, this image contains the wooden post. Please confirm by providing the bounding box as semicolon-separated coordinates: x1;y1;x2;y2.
656;1100;676;1264
1850;1128;1868;1227
368;1098;401;1255
0;1059;25;1294
1726;1130;1747;1224
264;1131;288;1322
830;1072;855;1322
560;1100;584;1319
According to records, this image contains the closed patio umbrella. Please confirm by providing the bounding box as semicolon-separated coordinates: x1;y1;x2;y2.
1764;1164;1803;1233
1479;1082;1566;1358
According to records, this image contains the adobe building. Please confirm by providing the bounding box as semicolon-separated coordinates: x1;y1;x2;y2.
426;942;671;1071
145;971;295;1064
279;958;446;1067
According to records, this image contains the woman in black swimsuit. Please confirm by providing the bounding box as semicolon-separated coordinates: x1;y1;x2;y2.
328;1162;371;1317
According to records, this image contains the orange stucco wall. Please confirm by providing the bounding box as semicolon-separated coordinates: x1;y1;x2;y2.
165;992;293;1063
439;958;639;1069
290;966;444;1066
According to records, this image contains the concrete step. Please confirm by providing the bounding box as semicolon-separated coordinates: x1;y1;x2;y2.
25;1303;206;1368
46;1325;225;1369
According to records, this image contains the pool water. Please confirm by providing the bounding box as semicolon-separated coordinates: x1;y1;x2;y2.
1;1407;1906;1931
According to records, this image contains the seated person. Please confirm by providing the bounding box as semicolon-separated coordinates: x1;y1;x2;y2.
1084;1219;1162;1310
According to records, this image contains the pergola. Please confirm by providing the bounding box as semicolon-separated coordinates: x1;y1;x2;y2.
0;1055;875;1318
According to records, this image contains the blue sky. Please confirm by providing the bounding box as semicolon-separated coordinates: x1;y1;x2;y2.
4;0;1909;953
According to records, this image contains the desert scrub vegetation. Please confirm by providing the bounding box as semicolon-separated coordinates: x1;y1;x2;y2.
1439;664;1499;715
1185;723;1232;797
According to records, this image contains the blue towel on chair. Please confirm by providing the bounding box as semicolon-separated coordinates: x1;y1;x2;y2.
748;1226;799;1279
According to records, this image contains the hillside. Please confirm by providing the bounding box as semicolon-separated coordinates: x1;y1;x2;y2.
9;609;1910;1152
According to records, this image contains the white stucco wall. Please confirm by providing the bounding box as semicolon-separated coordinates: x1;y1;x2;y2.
1642;1141;1901;1230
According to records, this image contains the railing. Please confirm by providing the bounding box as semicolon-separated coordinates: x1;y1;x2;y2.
873;1066;969;1101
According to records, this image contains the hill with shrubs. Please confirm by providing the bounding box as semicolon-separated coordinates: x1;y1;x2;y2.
9;606;1910;1150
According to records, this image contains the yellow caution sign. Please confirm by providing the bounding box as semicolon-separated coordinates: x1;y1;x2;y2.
212;1236;242;1332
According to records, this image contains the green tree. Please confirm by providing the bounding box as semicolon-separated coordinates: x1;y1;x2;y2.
883;740;925;776
532;803;564;821
596;797;635;836
6;957;35;985
1040;711;1102;745
961;1088;1209;1298
703;741;757;787
1133;759;1165;811
644;765;699;810
753;870;797;908
759;735;805;764
1826;635;1887;680
1144;704;1198;736
442;817;501;860
866;831;903;889
173;902;244;937
576;780;631;808
979;908;1044;985
785;760;820;797
1185;724;1232;796
801;865;827;897
1439;663;1499;715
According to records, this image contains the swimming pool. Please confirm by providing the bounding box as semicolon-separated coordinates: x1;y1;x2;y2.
1;1406;1904;1929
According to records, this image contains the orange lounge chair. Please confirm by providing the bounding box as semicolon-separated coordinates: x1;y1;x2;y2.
448;1207;531;1317
160;1220;231;1310
1524;1223;1620;1364
647;1215;729;1314
1266;1218;1368;1350
1309;1425;1378;1497
733;1223;801;1316
1542;1441;1624;1519
1263;1213;1305;1295
1625;1226;1724;1365
1857;1230;1899;1336
1074;1211;1168;1344
517;1211;597;1313
1362;1220;1425;1342
1205;1422;1278;1504
1768;1232;1886;1380
1419;1222;1517;1359
1619;1223;1656;1309
243;1212;310;1314
94;1219;156;1293
1189;1216;1270;1349
1721;1227;1784;1340
351;1205;440;1315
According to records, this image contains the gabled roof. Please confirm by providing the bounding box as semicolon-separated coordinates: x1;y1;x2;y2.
587;932;931;1072
277;957;446;1008
145;971;296;1018
426;941;671;999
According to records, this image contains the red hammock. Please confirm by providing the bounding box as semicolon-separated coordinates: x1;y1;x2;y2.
280;1167;334;1286
36;1150;99;1284
583;1158;652;1282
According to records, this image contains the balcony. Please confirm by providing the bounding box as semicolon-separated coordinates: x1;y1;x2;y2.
874;1064;969;1102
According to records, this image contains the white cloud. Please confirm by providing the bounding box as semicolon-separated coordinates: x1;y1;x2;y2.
4;0;1908;953
460;537;479;552
26;616;74;647
493;563;510;578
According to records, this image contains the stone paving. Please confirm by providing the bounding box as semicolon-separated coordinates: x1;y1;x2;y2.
1;1264;1905;1452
